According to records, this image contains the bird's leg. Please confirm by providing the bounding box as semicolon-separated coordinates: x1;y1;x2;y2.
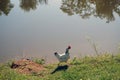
58;62;61;66
66;60;70;66
66;61;69;66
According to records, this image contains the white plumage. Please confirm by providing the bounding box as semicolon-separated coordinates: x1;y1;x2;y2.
54;46;71;64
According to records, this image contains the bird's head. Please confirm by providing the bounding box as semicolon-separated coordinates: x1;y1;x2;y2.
68;46;71;49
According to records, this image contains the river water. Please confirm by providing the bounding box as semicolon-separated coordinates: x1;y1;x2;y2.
0;0;120;63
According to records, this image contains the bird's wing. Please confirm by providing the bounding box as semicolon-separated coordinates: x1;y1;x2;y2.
58;53;65;57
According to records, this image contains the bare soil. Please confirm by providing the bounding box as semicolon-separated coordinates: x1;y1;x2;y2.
11;59;45;74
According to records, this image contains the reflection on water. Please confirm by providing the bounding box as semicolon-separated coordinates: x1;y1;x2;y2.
60;0;120;23
20;0;39;12
0;0;14;16
0;0;120;63
39;0;48;4
0;0;120;22
20;0;48;12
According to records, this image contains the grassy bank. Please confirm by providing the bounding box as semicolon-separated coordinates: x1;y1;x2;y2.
0;53;120;80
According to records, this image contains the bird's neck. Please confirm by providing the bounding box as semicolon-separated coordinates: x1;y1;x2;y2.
65;48;69;53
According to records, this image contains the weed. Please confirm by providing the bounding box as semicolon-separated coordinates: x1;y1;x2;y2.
0;54;120;80
33;58;45;65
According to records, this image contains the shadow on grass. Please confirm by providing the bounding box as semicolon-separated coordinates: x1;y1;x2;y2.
51;65;69;74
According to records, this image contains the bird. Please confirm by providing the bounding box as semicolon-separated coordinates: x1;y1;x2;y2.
54;46;71;65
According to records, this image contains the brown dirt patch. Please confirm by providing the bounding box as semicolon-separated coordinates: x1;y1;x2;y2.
11;59;45;74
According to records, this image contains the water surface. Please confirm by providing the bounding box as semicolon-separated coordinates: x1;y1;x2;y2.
0;0;120;63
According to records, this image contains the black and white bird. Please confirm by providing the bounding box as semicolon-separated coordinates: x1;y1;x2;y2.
54;46;71;65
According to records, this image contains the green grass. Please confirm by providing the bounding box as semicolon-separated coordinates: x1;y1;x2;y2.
0;53;120;80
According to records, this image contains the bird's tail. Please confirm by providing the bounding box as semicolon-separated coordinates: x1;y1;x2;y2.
54;52;60;59
54;52;58;55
